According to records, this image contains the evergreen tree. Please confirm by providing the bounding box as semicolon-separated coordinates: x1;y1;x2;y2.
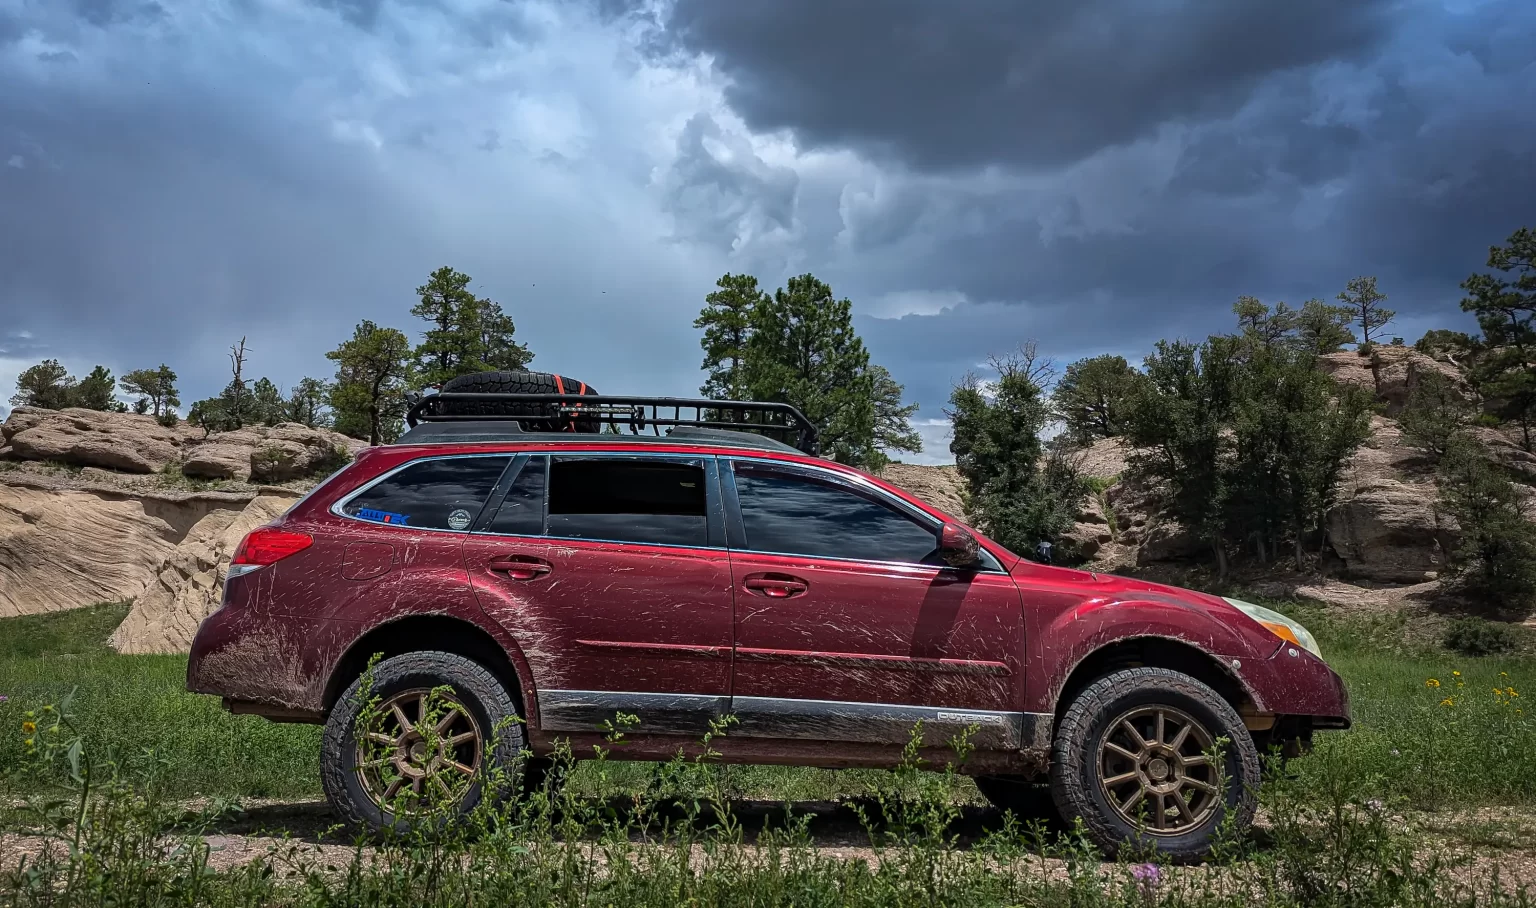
1233;296;1297;349
1461;227;1536;450
286;377;329;428
948;346;1085;556
120;365;180;418
1124;337;1244;577
870;364;922;459
411;266;531;386
251;377;286;426
72;366;124;411
328;320;413;445
1052;354;1139;443
695;273;766;400
1338;275;1395;350
1294;298;1356;354
745;274;880;468
1399;370;1472;461
1438;432;1536;610
10;360;74;410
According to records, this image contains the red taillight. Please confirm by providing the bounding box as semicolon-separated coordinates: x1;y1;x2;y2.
232;527;313;567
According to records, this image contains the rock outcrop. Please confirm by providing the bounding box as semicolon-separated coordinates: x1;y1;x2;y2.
0;407;364;483
1;407;199;474
112;491;299;654
1317;346;1466;417
0;473;285;619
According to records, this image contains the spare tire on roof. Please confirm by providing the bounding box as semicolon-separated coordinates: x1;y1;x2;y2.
436;370;602;433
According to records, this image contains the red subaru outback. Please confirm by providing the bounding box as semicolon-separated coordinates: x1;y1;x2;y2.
186;371;1349;859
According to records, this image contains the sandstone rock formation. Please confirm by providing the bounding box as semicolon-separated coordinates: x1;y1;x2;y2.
112;491;299;654
1;407;199;474
0;473;282;619
0;406;364;483
1317;346;1466;417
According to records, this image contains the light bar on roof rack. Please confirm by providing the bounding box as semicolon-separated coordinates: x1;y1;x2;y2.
405;392;820;455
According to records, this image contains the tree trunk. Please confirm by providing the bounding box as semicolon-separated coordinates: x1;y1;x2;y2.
1213;539;1229;581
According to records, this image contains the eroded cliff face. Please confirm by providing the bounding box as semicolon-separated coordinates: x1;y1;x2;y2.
0;475;289;619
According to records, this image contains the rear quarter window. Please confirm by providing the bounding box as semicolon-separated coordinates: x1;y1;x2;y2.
339;455;511;531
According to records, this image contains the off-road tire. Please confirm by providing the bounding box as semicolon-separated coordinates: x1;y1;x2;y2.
1049;667;1259;862
321;651;526;834
437;370;601;432
974;776;1061;826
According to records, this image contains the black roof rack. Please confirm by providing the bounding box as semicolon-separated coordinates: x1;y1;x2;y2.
403;392;819;455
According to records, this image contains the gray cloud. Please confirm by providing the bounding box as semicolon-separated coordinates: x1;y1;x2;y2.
657;0;1400;170
1;0;1533;466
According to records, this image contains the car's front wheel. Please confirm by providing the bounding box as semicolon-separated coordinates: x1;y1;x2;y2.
1049;667;1259;862
321;651;526;833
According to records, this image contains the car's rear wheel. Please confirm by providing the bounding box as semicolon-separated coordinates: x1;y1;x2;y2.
1049;667;1259;862
436;370;601;433
321;651;525;833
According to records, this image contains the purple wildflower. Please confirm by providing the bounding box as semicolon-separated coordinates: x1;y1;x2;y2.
0;695;7;704
1131;862;1162;893
1366;798;1384;813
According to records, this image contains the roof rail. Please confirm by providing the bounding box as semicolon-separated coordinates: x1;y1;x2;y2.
404;392;820;455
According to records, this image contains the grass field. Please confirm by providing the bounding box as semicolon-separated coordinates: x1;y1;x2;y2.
3;600;1535;906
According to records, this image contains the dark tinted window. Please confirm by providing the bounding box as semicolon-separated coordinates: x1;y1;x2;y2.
341;456;509;531
546;457;708;547
487;456;547;536
733;464;939;564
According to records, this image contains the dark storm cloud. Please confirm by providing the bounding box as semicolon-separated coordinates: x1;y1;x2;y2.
643;0;1534;447
657;0;1401;171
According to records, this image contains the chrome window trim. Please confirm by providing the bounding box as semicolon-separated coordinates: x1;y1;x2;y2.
329;452;515;534
726;456;1008;574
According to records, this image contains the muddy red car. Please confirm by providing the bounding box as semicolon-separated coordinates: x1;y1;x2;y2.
186;370;1349;859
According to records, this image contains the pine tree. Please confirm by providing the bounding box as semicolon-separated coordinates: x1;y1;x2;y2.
745;274;878;467
1461;227;1536;450
949;346;1085;555
251;377;286;426
1294;298;1357;354
411;267;531;386
870;364;922;459
1338;276;1395;350
1052;354;1140;443
9;360;74;410
695;273;766;401
328;320;413;445
120;365;180;419
72;366;124;411
286;377;329;428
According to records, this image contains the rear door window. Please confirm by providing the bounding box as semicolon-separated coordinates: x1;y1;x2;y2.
485;456;548;536
545;456;710;548
340;456;511;531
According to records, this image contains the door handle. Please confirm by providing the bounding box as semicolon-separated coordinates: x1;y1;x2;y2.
488;557;552;581
743;574;809;598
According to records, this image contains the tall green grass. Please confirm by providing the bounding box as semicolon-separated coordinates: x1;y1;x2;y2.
1;600;1534;810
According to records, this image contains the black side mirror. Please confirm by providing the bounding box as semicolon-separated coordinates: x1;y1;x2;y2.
938;522;981;569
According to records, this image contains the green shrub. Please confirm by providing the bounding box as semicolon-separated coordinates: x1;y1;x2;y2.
1443;617;1521;656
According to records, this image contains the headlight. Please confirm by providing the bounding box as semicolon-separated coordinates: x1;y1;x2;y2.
1222;597;1322;660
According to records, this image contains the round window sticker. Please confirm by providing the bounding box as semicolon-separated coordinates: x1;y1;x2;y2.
447;508;473;531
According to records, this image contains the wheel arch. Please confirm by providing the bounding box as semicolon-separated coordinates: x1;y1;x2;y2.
322;615;535;722
1051;635;1259;729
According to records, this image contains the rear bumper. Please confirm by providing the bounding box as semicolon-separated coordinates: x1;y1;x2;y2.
185;581;332;719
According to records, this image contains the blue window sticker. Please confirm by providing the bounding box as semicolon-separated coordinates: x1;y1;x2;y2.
357;507;410;526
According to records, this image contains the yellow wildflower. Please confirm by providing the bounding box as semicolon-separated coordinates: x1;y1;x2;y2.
1426;678;1441;688
20;721;35;735
23;738;33;748
1510;688;1519;698
1453;671;1462;677
1440;697;1455;707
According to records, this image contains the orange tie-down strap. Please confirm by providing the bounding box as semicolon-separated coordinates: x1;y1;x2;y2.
552;375;588;432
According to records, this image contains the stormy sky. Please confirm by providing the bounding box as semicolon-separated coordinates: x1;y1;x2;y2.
2;0;1533;462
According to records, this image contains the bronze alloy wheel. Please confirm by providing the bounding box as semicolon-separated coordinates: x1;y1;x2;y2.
1097;705;1220;834
355;688;483;811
